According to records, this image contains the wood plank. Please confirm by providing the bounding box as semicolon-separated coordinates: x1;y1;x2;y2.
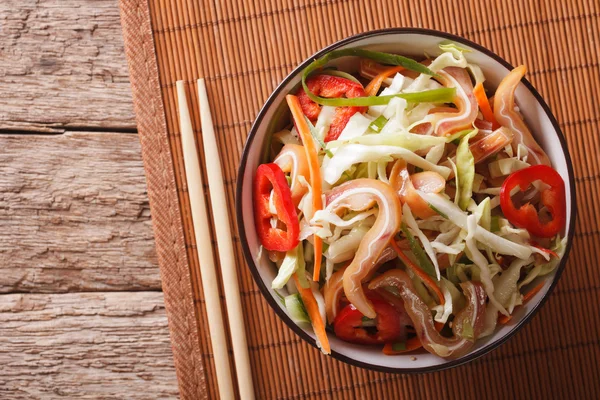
0;131;160;293
0;291;179;399
0;0;135;130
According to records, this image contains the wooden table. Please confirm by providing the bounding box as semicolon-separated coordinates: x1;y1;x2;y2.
0;1;180;398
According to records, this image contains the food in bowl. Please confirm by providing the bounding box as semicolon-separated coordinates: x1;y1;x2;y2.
250;41;568;359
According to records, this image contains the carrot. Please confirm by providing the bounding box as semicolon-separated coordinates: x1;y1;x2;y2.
523;280;546;302
498;281;546;325
286;95;324;281
292;274;330;354
389;239;445;305
474;82;500;130
365;66;404;96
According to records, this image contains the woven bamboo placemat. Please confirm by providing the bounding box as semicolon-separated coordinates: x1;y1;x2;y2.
120;0;600;398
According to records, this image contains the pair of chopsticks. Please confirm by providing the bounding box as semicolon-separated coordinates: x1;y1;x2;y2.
176;79;255;400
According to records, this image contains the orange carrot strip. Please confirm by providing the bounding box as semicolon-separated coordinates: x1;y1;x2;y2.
389;239;445;305
293;275;330;354
523;280;546;302
498;281;546;325
286;95;324;281
365;66;404;97
474;82;500;130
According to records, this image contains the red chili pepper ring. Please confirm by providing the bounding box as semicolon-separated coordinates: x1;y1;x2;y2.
499;165;566;238
253;163;300;252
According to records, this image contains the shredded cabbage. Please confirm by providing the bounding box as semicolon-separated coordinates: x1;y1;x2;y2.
493;257;533;308
272;129;300;145
350;130;446;151
432;280;453;323
324;224;370;263
419;192;533;259
439;41;472;58
337;112;373;141
284;294;310;324
456;130;478;210
405;51;468;93
272;243;308;290
322;144;452;184
489;157;530;178
369;73;407;117
426;143;446;165
314;106;336;140
403;203;441;280
465;214;509;316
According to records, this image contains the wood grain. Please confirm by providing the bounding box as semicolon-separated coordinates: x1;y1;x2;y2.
0;131;160;293
0;0;135;131
0;291;179;399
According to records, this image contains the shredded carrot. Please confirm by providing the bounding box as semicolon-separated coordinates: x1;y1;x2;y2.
474;82;500;130
523;280;546;302
365;66;404;96
389;239;445;305
498;281;546;325
292;274;330;354
286;95;324;281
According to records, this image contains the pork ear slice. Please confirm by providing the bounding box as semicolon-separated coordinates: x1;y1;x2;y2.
493;65;551;166
369;269;487;359
323;179;402;319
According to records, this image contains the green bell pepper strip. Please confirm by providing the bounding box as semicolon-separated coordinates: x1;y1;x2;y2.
301;48;453;107
401;223;437;278
369;115;388;132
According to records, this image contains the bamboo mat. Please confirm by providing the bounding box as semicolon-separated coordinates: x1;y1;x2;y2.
119;1;600;399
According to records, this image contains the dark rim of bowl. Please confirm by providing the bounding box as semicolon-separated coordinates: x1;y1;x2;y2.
235;27;577;374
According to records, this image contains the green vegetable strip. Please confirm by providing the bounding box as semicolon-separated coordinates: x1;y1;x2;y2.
305;87;456;107
369;115;388;132
302;48;448;107
320;70;361;84
304;116;334;158
401;223;437;278
428;203;449;219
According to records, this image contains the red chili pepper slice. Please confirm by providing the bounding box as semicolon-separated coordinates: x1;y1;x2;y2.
253;163;299;252
333;295;404;345
500;165;566;238
297;74;367;142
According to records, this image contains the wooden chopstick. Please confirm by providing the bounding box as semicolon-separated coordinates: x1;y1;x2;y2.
176;81;235;400
197;79;255;400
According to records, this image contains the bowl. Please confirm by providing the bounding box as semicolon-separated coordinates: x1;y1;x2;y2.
235;28;576;372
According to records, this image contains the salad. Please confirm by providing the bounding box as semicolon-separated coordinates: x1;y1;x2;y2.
252;43;567;359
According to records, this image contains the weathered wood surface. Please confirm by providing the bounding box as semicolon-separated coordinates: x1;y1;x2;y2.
0;131;161;293
0;0;135;131
0;291;179;399
0;1;181;397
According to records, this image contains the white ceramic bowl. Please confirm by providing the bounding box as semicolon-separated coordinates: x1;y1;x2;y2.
236;28;576;372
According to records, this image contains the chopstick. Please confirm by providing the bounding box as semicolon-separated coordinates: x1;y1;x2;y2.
176;81;235;400
197;79;255;400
